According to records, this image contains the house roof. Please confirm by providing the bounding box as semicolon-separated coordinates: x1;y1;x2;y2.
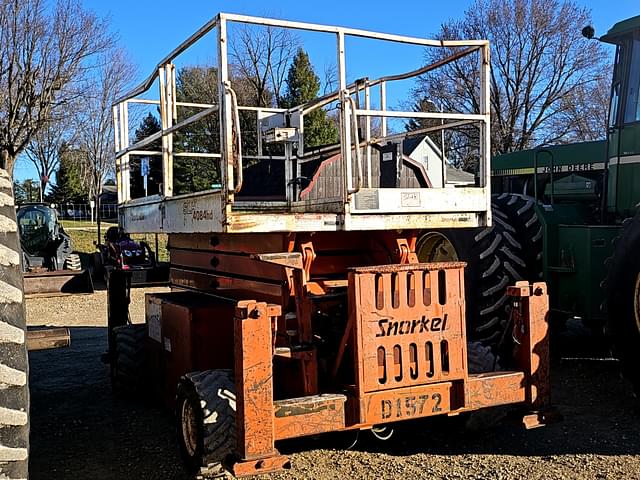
446;166;475;183
403;135;475;184
402;136;426;156
602;15;640;44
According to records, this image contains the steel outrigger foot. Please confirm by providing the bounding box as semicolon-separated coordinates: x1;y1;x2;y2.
226;453;291;477
522;407;563;429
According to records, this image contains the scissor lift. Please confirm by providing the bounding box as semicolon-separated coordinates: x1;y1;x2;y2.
107;13;552;478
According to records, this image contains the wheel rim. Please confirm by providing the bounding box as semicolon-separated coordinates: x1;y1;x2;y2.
416;232;459;263
181;398;199;457
634;272;640;333
371;425;394;440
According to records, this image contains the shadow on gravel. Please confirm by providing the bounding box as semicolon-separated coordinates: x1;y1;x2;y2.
280;322;640;460
28;324;640;480
28;327;190;480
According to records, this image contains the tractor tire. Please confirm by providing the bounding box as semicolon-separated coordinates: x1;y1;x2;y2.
464;342;507;431
176;370;236;477
467;341;498;373
112;324;147;395
606;213;640;395
64;252;82;271
417;203;526;350
492;193;543;282
0;168;29;480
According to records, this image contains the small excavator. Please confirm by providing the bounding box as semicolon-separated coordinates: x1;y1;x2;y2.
17;203;93;295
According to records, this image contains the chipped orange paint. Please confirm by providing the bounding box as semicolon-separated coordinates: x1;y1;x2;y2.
165;232;552;477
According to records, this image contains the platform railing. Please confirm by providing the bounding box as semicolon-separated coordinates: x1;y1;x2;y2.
113;12;491;220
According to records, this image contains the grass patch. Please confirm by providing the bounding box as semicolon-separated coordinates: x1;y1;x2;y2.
66;228;169;262
60;220;117;229
67;229;99;254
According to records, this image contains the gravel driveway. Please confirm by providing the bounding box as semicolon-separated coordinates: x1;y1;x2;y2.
26;291;640;480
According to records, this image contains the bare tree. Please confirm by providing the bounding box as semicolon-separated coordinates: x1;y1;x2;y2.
0;0;112;175
24;114;76;200
411;0;609;166
230;25;299;107
322;62;338;95
76;47;135;219
549;69;611;143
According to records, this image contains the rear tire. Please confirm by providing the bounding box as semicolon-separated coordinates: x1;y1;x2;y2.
467;341;498;373
492;193;543;282
606;214;640;395
0;168;29;480
176;370;236;477
112;324;147;395
465;342;507;431
417;205;525;350
64;252;82;271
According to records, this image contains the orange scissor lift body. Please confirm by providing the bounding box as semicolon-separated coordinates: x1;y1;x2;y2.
162;230;551;477
108;13;553;477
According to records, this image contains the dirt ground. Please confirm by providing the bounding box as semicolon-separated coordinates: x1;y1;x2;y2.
26;290;640;480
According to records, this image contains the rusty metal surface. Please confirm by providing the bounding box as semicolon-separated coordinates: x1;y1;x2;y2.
156;230;552;477
158;293;236;409
350;261;467;273
466;371;526;410
351;264;468;395
522;408;563;429
359;382;455;424
26;328;71;351
170;267;284;303
273;394;346;440
169;232;290;253
171;249;286;281
228;453;291;478
233;301;283;464
251;252;304;270
509;281;551;410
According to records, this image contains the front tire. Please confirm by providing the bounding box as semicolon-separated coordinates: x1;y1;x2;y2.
64;252;82;271
176;370;237;476
111;324;147;395
607;214;640;394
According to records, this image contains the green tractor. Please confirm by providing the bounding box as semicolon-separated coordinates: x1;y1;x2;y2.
489;15;640;391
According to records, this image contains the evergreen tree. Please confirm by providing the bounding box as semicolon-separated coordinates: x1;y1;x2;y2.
282;49;338;149
14;180;40;204
130;113;162;198
50;149;87;204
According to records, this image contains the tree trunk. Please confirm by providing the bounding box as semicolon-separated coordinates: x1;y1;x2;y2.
40;179;48;203
0;150;17;176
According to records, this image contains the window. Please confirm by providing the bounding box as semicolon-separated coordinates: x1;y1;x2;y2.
624;38;640;123
609;45;623;127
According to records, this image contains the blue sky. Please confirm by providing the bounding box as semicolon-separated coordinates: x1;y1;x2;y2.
13;0;640;182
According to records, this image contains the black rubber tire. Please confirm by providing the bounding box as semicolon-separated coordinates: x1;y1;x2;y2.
112;323;147;395
606;214;640;395
467;341;498;373
465;343;508;431
492;193;543;282
64;252;82;271
0;168;30;480
176;370;236;477
420;209;525;349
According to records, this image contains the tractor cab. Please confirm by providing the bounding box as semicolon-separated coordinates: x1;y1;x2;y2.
601;15;640;219
17;204;65;268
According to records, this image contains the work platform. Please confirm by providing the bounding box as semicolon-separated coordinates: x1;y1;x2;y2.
119;187;488;234
113;13;492;234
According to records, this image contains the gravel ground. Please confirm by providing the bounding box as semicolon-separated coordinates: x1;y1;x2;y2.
27;291;640;480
